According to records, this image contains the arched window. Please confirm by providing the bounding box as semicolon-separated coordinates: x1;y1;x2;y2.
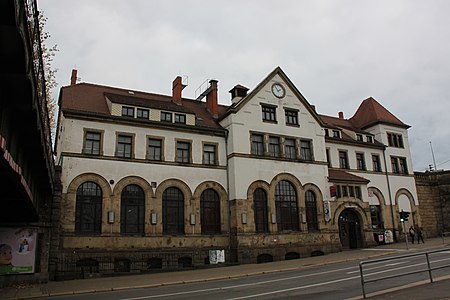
370;205;383;229
75;182;102;234
305;190;318;231
120;184;145;235
163;187;184;234
275;180;299;231
201;189;221;234
254;188;268;233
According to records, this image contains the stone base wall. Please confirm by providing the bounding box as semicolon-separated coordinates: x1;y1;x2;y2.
52;247;229;281
415;171;450;237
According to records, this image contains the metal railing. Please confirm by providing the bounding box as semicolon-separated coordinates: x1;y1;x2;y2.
359;248;450;298
55;250;229;280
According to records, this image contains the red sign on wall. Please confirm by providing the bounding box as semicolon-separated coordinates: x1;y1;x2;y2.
330;185;337;197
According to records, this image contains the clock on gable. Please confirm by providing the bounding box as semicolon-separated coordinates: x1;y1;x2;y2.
271;83;285;98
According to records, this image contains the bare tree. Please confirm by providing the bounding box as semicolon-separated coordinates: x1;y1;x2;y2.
27;5;59;141
38;10;59;140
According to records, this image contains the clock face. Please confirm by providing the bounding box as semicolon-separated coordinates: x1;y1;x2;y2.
272;83;285;98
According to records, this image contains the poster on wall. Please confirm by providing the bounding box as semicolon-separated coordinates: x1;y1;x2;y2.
0;227;37;275
209;250;225;264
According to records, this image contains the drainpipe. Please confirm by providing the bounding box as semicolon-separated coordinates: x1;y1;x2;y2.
382;148;397;242
224;129;233;262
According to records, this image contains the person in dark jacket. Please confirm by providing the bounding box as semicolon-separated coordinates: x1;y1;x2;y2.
415;225;424;243
409;225;416;244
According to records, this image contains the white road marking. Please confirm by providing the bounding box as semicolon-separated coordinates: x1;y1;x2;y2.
227;276;360;300
120;256;450;300
120;266;358;300
346;261;409;274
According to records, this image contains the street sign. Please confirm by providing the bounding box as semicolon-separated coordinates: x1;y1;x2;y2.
324;201;331;222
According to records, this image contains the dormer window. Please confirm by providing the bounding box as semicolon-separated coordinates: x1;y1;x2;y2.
137;108;149;119
161;111;172;122
175;114;186;124
356;134;363;142
325;129;329;137
333;130;341;138
366;135;373;143
122;106;134;117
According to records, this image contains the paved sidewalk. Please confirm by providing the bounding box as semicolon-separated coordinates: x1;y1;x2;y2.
1;237;449;299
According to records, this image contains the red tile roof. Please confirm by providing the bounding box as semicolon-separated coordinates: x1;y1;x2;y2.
349;97;410;129
328;169;370;184
319;114;354;130
59;83;227;130
59;78;407;134
320;97;409;131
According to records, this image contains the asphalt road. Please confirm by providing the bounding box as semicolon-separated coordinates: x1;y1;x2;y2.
32;250;450;300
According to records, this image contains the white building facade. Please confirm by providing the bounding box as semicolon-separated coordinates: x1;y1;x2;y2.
54;67;418;278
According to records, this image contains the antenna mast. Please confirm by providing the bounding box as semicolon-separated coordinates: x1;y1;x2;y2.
429;141;437;171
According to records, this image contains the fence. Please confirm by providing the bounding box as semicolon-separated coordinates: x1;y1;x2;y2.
56;250;217;280
359;248;450;298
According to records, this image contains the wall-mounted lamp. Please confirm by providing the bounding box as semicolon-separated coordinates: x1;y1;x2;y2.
241;212;247;224
108;211;115;224
151;212;157;225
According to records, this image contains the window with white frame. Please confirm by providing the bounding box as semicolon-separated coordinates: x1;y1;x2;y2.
137;108;149;119
339;151;349;169
372;154;382;172
121;106;134;117
285;109;299;126
176;141;191;163
262;105;277;122
284;138;297;159
300;140;313;161
83;130;102;155
203;144;217;165
161;111;172;122
116;134;133;158
148;138;162;161
268;136;281;157
251;134;264;156
356;153;366;170
387;132;404;148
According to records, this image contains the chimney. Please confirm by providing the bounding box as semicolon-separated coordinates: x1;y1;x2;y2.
172;76;185;105
338;111;344;119
229;84;249;104
206;80;219;118
70;69;77;85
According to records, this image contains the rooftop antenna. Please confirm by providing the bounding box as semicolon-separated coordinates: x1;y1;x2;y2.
429;141;437;171
195;79;211;101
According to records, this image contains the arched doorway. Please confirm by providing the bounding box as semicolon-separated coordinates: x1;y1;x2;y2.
339;209;363;249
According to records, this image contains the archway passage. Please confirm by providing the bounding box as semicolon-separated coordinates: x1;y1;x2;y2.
339;209;363;249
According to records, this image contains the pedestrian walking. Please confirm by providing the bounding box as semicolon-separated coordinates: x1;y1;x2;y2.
415;225;424;243
409;225;416;244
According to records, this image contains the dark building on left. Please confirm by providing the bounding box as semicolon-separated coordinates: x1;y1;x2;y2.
0;0;56;287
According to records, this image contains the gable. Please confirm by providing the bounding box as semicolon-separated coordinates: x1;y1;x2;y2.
220;67;326;129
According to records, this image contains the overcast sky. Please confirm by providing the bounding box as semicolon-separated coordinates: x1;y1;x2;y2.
39;0;450;172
